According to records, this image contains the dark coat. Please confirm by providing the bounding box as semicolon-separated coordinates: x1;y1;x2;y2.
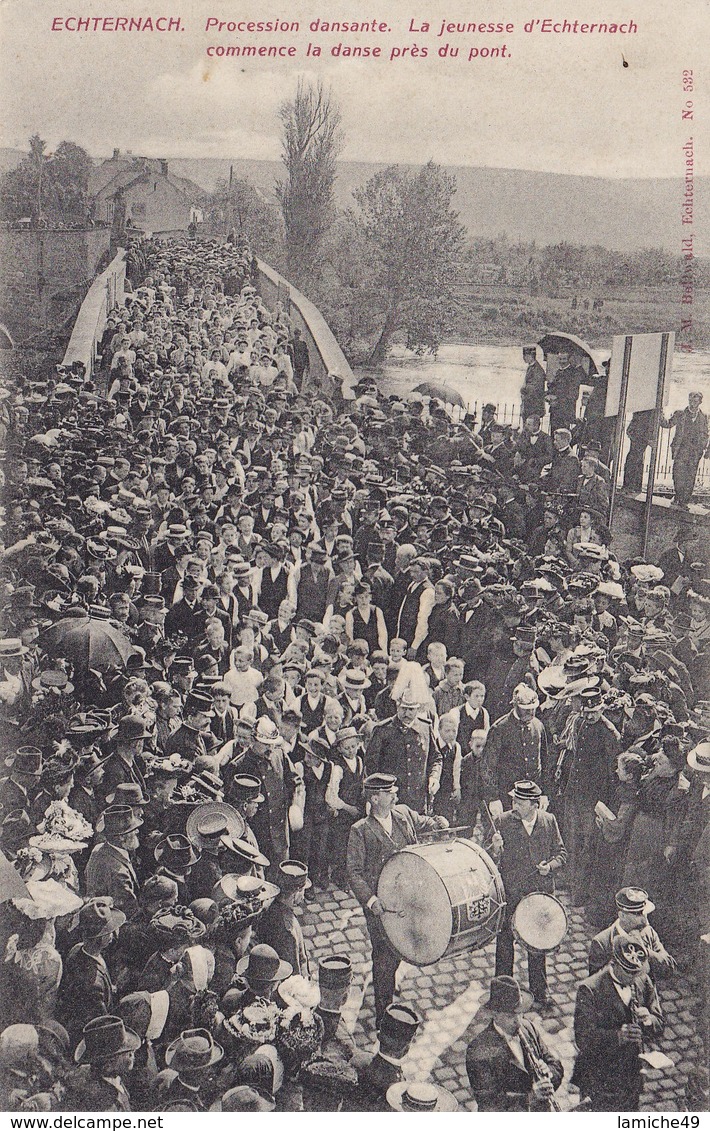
494;807;567;907
84;840;139;913
365;716;439;811
482;710;550;801
572;966;663;1099
346;805;440;907
466;1018;563;1111
257;898;309;978
57;945;114;1040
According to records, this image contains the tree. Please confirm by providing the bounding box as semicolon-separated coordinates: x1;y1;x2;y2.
0;135;93;226
206;174;284;264
275;79;342;286
352;162;466;364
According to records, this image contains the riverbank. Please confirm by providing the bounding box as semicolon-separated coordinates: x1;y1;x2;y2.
445;282;710;351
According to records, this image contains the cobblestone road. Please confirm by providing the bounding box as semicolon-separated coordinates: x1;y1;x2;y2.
299;881;703;1112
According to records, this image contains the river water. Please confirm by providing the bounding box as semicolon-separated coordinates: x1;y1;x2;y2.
363;342;710;419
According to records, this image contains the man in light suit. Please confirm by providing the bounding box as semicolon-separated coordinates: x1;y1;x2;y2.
85;804;143;914
346;773;447;1026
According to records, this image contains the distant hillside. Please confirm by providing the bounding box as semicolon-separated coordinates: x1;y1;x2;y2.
170;157;708;254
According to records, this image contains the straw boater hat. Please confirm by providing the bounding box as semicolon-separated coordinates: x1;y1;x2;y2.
386;1081;459;1112
687;741;710;774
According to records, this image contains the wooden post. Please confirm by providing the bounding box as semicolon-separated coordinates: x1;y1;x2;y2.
608;335;633;528
642;332;670;558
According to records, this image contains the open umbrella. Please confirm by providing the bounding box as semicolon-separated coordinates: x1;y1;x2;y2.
41;612;133;674
411;381;467;409
536;332;603;377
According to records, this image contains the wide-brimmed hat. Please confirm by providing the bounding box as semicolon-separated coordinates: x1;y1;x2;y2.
486;975;534;1014
165;1028;224;1072
154;834;200;872
31;670;74;695
0;638;29;659
220;835;270;870
687;741;710;774
74;1016;140;1064
235;942;292;983
12;878;83;921
386;1081;459;1112
186;801;244;848
76;897;126;939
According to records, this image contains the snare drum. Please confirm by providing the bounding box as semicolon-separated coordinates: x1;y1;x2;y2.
511;892;568;954
377;838;505;967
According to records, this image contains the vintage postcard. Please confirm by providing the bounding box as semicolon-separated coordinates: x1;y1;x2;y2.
0;0;707;1119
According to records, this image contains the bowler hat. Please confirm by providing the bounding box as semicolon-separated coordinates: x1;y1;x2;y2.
236;943;292;983
116;715;152;742
486;975;534;1014
165;1028;224;1071
105;782;149;808
74;1016;140;1065
154;834;200;872
98;804;143;837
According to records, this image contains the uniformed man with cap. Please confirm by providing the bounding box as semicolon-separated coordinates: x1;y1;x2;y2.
365;692;441;812
572;935;664;1111
346;773;448;1025
352;1002;421;1111
588;887;675;978
256;859;311;978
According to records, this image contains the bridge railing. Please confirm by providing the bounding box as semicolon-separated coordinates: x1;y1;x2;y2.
62;249;126;376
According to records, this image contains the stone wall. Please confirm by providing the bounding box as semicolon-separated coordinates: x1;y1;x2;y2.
0;228;111;345
255;259;354;401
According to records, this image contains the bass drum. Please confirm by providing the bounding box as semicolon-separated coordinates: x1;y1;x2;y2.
377;838;506;967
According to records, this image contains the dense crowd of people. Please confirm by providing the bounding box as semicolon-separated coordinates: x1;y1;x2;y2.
0;236;708;1113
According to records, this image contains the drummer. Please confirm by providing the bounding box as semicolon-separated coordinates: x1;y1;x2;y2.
346;773;448;1027
490;780;567;1010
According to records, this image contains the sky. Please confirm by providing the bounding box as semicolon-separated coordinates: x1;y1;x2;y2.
1;0;708;178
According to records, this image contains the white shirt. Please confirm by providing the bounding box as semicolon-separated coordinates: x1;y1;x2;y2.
521;813;538;836
373;813;393;836
610;972;633;1006
492;1023;526;1069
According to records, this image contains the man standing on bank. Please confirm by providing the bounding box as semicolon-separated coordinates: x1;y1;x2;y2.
346;773;448;1026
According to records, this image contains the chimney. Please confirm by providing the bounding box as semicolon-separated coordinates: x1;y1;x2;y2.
112;148;120;158
159;159;169;176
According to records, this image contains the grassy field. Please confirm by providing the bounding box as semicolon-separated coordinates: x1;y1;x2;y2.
448;284;710;351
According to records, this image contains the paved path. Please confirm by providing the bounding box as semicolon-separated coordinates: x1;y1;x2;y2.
299;882;703;1111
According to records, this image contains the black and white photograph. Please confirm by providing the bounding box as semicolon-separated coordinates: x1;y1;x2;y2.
0;0;708;1117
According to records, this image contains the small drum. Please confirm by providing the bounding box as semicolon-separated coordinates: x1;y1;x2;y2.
512;892;568;954
377;838;506;967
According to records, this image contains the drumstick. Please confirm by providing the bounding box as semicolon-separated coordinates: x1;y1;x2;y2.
482;801;498;834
